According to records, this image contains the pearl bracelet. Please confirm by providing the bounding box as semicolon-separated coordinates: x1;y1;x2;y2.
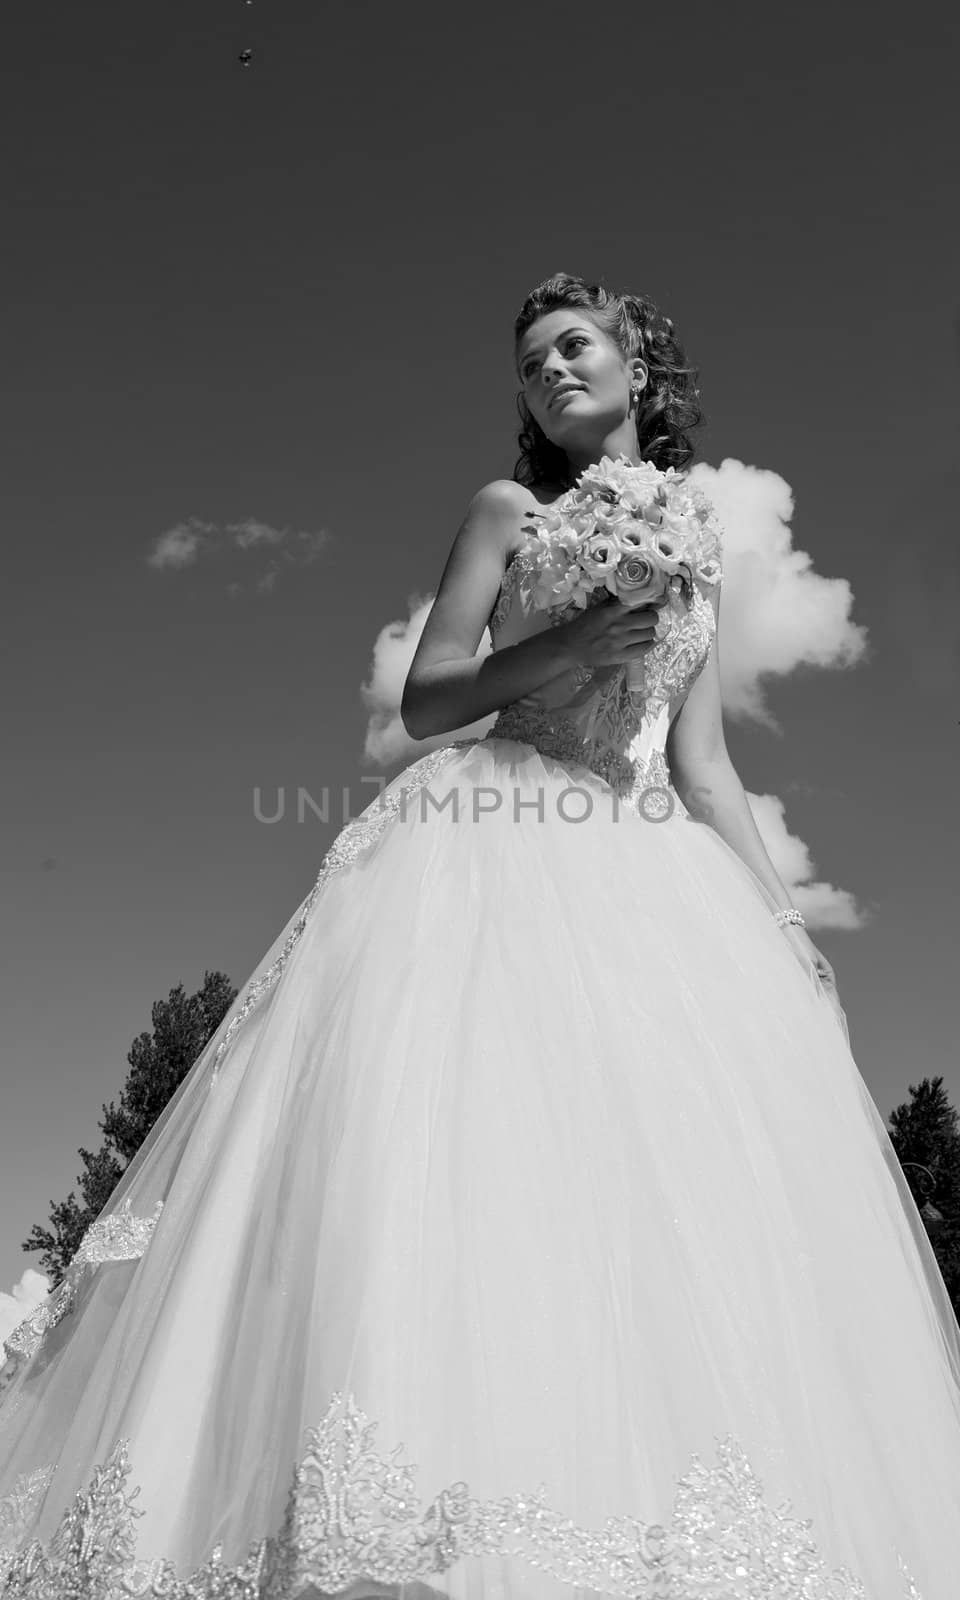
773;908;805;929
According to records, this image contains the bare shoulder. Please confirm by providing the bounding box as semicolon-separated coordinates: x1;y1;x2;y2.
468;477;529;509
402;480;536;712
466;476;527;528
465;477;561;560
402;475;568;734
465;478;538;560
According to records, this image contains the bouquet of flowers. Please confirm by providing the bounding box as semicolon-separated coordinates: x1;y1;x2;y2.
523;454;723;693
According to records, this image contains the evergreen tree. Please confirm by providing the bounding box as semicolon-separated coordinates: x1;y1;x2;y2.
887;1074;960;1319
21;971;236;1287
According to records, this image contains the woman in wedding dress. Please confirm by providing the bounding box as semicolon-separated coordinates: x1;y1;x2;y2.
3;271;960;1600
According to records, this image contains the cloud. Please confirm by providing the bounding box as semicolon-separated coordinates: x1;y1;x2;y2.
146;518;330;592
361;592;497;766
746;790;868;929
146;518;217;570
226;519;288;551
0;1268;51;1354
685;459;869;733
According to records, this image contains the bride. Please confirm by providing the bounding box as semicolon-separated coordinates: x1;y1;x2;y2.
3;271;960;1600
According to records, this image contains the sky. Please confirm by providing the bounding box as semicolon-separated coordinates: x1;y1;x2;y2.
1;1;958;1333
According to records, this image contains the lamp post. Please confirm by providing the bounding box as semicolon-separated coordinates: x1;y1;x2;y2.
900;1161;945;1226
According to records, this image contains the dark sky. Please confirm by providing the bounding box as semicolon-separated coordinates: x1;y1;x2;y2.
1;2;958;1299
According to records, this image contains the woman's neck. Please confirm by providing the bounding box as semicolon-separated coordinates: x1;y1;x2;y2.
562;424;643;483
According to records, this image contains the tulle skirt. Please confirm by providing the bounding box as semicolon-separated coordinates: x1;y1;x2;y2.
2;735;960;1600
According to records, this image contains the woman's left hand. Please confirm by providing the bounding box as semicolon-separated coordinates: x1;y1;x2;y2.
779;924;847;1032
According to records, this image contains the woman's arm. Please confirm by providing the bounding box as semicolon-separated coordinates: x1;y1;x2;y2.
666;580;844;1014
667;580;845;1018
665;583;798;911
401;480;583;741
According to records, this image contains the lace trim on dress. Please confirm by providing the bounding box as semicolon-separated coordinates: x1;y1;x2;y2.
0;1391;925;1599
209;741;483;1085
0;1198;165;1372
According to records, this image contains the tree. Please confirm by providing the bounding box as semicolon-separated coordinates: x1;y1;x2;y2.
21;971;237;1287
887;1075;960;1319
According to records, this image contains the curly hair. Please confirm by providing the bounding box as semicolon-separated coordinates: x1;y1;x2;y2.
513;272;703;489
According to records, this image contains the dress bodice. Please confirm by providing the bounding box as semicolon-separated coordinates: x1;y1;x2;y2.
480;503;721;819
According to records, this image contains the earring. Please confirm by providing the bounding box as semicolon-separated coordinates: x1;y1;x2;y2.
631;385;642;406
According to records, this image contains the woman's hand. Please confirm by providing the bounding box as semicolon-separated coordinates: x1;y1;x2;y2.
779;923;847;1032
557;595;665;671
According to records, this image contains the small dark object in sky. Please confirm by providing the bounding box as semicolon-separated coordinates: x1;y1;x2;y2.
238;49;253;65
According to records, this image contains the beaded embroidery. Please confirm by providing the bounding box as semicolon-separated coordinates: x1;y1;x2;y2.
1;1198;164;1372
486;536;718;822
0;1463;56;1552
0;1391;925;1598
485;701;679;820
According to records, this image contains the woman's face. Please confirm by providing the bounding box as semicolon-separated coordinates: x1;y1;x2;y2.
515;310;643;448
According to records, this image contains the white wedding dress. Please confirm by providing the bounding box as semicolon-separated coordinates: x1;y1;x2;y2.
3;489;960;1600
